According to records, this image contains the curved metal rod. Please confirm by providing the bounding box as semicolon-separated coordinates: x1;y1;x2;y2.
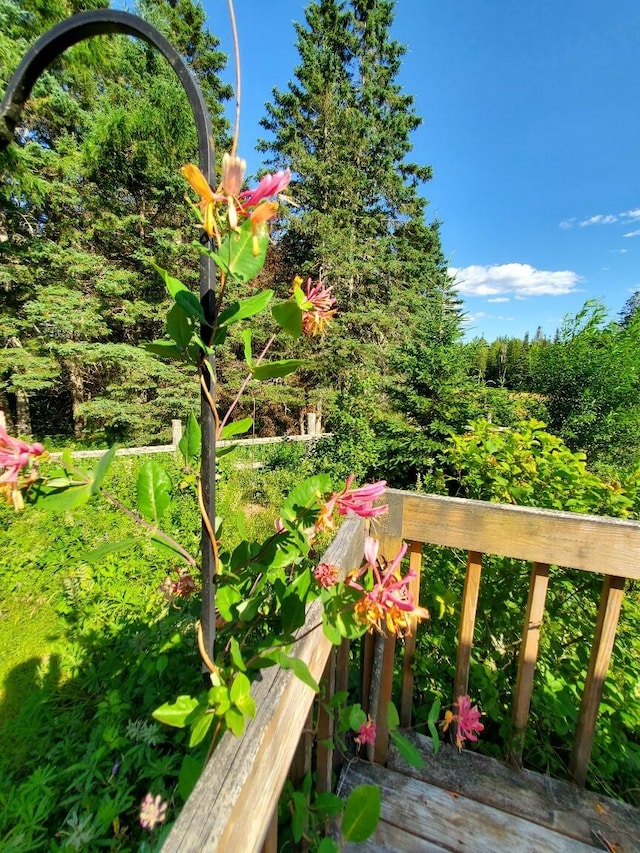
0;9;218;663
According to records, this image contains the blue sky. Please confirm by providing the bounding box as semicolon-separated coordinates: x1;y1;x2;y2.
207;0;640;341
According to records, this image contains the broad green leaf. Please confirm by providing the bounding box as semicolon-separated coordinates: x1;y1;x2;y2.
142;341;185;360
387;701;400;732
216;444;238;458
390;731;425;768
39;484;93;511
313;792;344;819
137;460;172;524
178;754;205;801
252;359;303;381
179;412;201;464
219;417;253;440
225;706;246;737
235;693;256;718
189;711;214;747
167;302;195;349
149;532;193;565
152;695;199;728
291;791;307;843
280;474;332;526
272;300;302;339
217;290;274;328
322;615;341;646
176;289;207;325
342;785;380;843
91;446;116;495
229;637;246;672
280;571;311;635
349;704;367;732
151;262;190;299
215;218;268;282
317;838;340;853
84;538;139;562
216;584;243;622
229;672;251;704
274;652;319;692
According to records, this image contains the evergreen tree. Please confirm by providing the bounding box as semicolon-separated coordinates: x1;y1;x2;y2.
0;0;231;441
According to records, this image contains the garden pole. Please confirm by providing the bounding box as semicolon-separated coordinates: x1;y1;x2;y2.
0;10;218;666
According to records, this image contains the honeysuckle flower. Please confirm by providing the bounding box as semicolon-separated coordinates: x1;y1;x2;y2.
249;201;279;255
348;536;429;636
442;695;484;751
315;475;387;533
355;717;376;746
299;277;337;336
139;792;167;830
221;152;246;196
314;562;339;588
181;163;218;239
0;426;44;484
239;168;291;208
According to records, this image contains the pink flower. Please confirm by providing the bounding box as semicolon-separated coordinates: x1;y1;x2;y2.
0;426;44;485
239;168;291;208
314;562;339;588
315;476;387;532
355;717;376;746
348;537;429;636
442;695;484;750
139;792;167;831
298;277;337;336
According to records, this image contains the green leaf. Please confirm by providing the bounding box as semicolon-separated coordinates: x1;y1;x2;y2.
387;701;400;732
272;300;302;339
178;754;205;801
229;637;246;672
149;532;193;565
142;341;185;360
152;262;189;298
342;785;380;843
216;444;238;458
152;695;199;728
175;289;207;325
137;460;172;524
317;838;340;853
219;417;253;440
216;584;243;621
91;446;116;495
291;791;308;843
313;792;344;820
229;672;251;704
252;359;303;381
167;302;195;349
189;711;214;747
390;731;425;768
217;290;274;328
225;706;246;737
179;412;201;465
39;484;93;511
349;704;367;732
274;652;319;692
84;538;139;562
280;571;311;635
213;218;268;282
235;693;256;719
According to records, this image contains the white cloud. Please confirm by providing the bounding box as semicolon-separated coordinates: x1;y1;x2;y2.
580;214;618;227
560;218;576;229
622;208;640;221
487;297;510;303
623;229;640;238
449;263;581;298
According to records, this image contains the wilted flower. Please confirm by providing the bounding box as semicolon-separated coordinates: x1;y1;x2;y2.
442;695;484;750
314;562;340;588
315;475;387;532
355;717;376;746
159;569;199;602
0;426;44;510
348;537;429;636
139;792;167;831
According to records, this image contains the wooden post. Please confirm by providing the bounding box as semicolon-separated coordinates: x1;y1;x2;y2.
289;707;313;786
509;562;549;766
171;418;182;449
569;574;625;786
369;628;396;765
453;551;483;703
400;540;422;727
307;411;316;436
316;650;336;793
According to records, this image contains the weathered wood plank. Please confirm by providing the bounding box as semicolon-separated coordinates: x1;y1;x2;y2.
316;650;336;794
453;551;482;704
397;490;640;580
570;574;626;786
388;733;640;852
260;808;278;853
341;760;597;852
510;562;550;765
162;514;365;853
400;540;422;728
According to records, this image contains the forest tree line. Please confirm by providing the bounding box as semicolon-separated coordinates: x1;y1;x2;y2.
2;0;639;487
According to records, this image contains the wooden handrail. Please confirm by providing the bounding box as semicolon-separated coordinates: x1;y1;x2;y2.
162;514;365;853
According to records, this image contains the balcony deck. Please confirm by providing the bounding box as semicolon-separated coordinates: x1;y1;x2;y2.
163;490;640;853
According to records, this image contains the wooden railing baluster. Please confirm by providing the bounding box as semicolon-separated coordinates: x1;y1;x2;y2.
400;539;423;727
569;574;626;786
509;561;550;766
316;649;336;793
453;550;483;703
260;808;278;853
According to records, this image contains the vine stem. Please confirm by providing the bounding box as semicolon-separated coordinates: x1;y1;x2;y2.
218;334;275;435
227;0;241;156
197;620;219;675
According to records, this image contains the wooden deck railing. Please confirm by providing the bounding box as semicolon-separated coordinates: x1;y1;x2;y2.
163;489;640;850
